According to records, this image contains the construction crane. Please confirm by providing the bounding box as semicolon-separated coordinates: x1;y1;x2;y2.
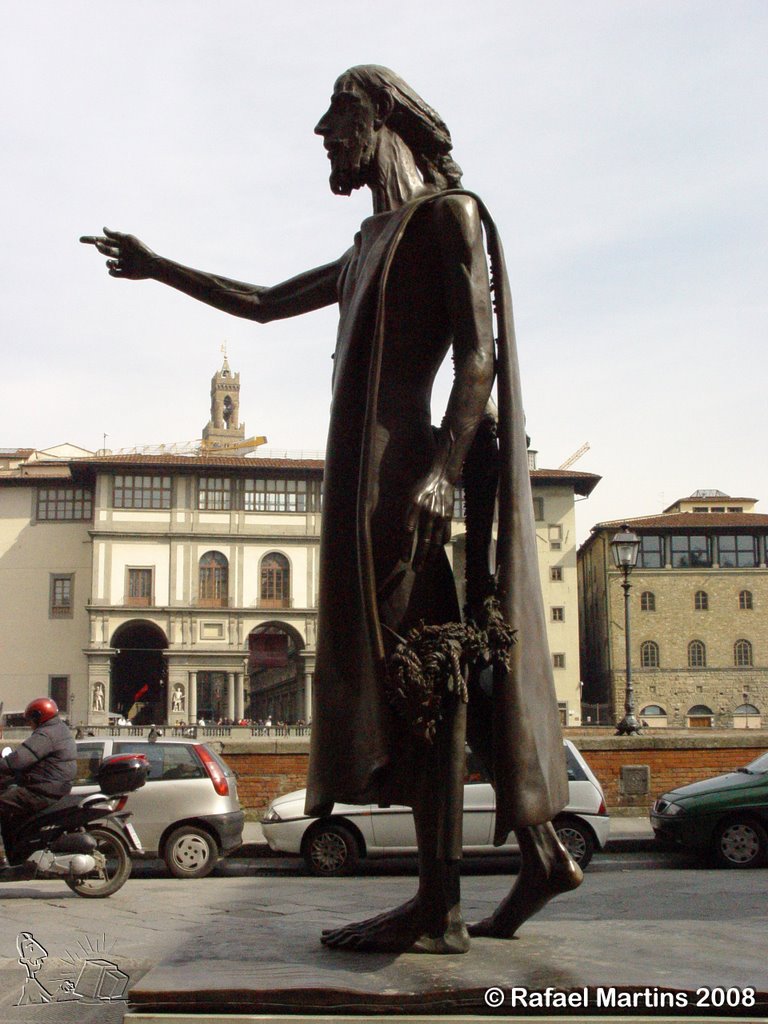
103;436;268;457
198;435;268;456
558;442;590;470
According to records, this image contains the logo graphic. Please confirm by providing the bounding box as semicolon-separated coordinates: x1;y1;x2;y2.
15;931;129;1006
16;933;52;1006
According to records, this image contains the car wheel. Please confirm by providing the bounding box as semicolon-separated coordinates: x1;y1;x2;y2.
554;817;595;869
712;817;768;869
304;822;360;877
164;826;219;878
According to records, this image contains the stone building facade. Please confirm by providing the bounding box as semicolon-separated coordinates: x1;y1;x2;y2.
0;362;599;728
578;490;768;728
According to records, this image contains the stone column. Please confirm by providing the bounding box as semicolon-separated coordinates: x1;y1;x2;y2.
227;672;236;722
166;679;175;724
235;672;245;722
303;671;313;724
189;671;198;722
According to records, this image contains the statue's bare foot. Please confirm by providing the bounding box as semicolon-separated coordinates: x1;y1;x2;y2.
468;853;583;939
322;896;469;954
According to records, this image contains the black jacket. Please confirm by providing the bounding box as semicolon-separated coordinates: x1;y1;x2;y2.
0;717;77;797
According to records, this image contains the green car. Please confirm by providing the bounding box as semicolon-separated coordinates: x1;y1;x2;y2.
650;750;768;868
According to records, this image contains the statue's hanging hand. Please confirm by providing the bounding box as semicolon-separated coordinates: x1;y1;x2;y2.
402;473;454;573
80;227;157;280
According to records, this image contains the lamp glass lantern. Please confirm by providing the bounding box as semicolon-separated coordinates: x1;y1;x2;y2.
611;526;640;570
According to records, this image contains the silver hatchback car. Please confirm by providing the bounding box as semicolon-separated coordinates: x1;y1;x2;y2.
73;738;244;877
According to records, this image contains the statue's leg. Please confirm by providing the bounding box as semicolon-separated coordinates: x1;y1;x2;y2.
321;700;469;954
468;821;583;939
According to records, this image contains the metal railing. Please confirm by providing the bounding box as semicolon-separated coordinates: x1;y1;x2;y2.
2;723;313;742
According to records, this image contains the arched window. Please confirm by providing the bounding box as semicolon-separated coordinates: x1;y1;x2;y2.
688;640;706;669
199;551;228;606
694;590;708;611
260;552;290;608
640;704;667;728
734;639;753;667
687;704;714;728
739;590;754;610
733;703;761;729
640;591;655;612
640;641;659;668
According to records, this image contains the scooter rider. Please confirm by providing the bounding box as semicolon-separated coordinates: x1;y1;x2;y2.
0;698;77;869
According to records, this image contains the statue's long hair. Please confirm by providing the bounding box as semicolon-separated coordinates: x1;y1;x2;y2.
344;65;463;190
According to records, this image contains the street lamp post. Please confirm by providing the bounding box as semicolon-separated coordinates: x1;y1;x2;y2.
611;524;642;736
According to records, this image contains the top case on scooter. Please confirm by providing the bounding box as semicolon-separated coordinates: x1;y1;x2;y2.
97;754;149;795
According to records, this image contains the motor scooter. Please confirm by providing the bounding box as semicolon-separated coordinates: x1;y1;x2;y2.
0;749;148;898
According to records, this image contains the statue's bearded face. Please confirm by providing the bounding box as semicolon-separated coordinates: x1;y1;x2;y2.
315;76;379;195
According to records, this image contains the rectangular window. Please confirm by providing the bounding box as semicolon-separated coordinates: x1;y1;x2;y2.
198;476;232;511
114;474;171;510
533;497;544;522
453;486;465;521
551;606;565;621
548;525;562;551
717;535;758;568
671;535;711;568
638;535;664;568
243;477;308;513
37;486;93;521
550;566;563;581
49;676;69;713
49;574;74;618
127;568;153;607
553;653;566;669
114;741;204;781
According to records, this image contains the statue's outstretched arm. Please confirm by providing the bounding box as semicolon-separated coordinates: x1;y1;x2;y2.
80;228;346;323
403;195;495;571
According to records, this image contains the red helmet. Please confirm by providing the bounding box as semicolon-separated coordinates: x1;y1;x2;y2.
25;697;59;726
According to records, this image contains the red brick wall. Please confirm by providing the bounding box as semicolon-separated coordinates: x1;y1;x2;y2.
220;737;767;813
580;745;764;809
222;751;309;811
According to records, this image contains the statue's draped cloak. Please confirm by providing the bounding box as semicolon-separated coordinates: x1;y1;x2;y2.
305;192;568;842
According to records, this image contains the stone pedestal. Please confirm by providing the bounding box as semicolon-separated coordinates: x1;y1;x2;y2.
127;918;766;1019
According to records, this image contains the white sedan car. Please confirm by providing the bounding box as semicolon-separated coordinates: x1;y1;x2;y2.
262;740;609;875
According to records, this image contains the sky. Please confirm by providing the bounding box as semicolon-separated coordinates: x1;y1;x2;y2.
2;1;766;542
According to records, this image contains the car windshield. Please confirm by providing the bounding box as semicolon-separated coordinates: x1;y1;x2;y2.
742;751;768;774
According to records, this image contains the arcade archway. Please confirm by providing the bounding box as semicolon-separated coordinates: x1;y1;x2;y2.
110;620;168;725
247;622;304;723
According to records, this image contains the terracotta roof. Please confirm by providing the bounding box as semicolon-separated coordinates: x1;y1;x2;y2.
594;512;768;531
530;468;601;496
76;454;325;471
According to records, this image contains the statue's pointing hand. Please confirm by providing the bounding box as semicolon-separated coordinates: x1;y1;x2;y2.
79;228;156;280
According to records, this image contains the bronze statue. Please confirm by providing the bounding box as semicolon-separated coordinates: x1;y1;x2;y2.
82;65;581;953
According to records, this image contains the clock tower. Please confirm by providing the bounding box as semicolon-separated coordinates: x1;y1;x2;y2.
202;349;245;450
